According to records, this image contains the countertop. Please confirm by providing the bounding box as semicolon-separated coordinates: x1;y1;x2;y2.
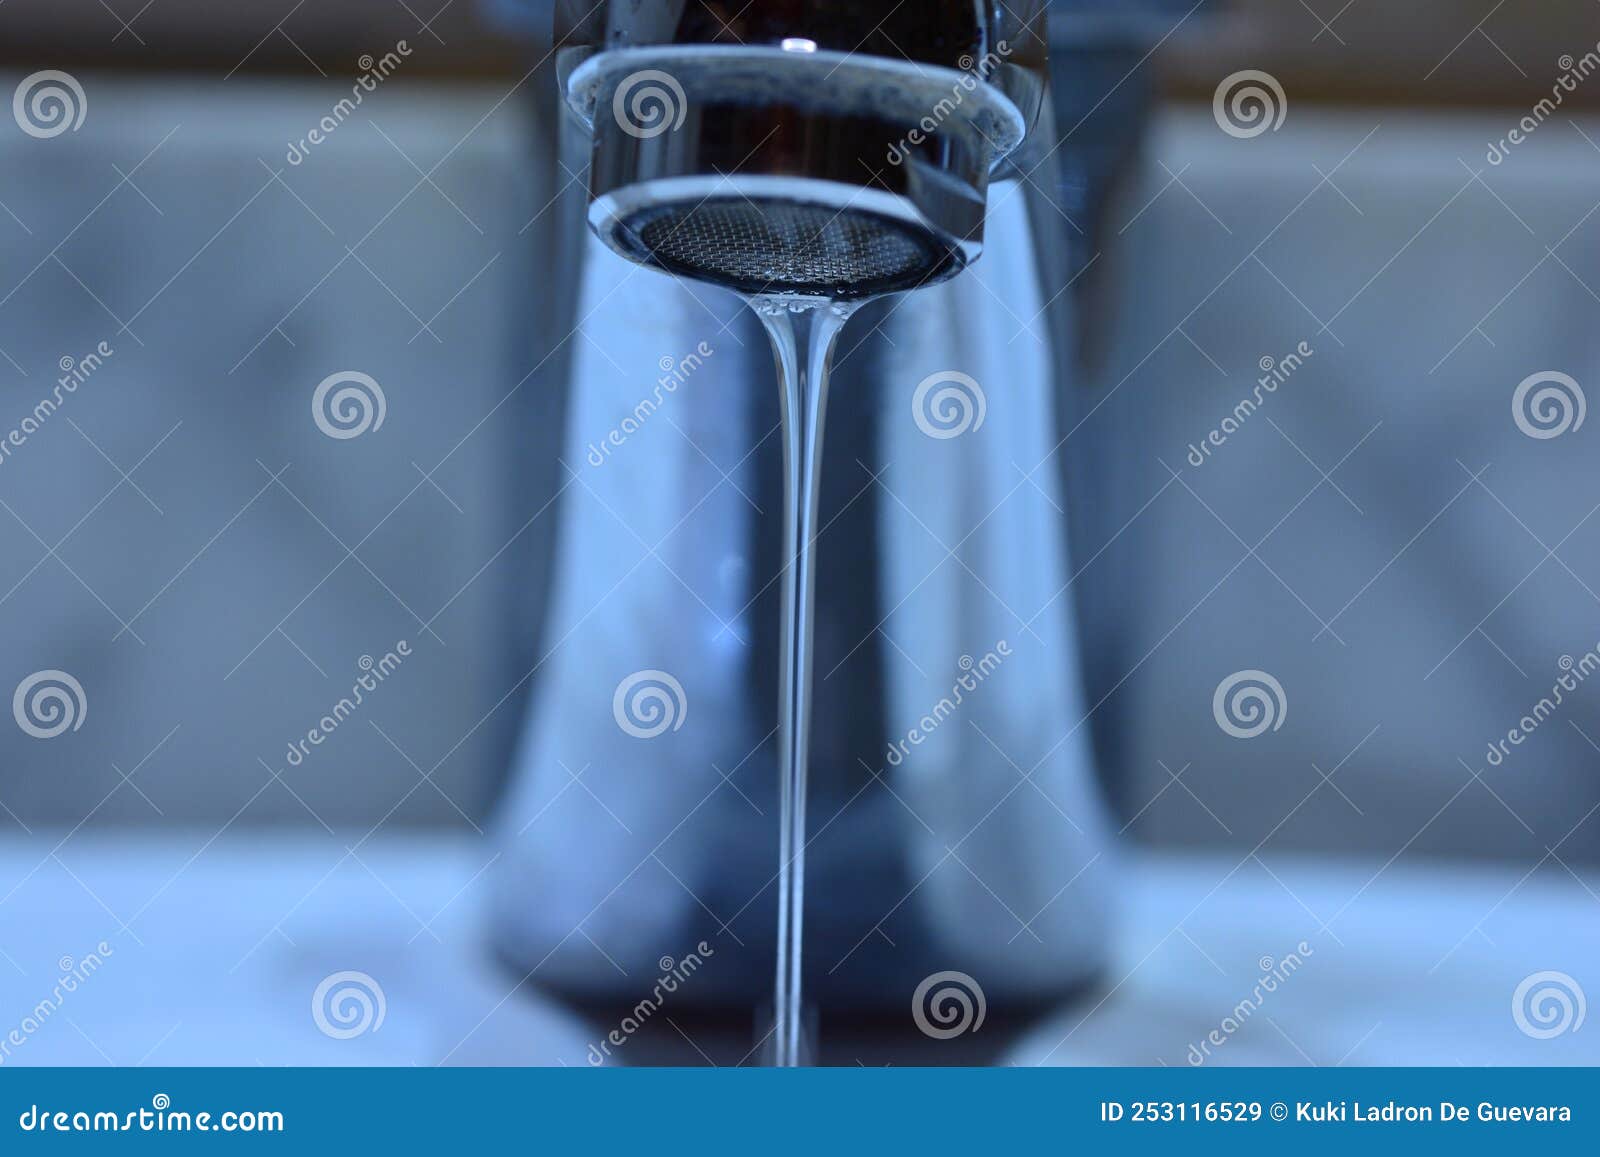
0;835;1594;1067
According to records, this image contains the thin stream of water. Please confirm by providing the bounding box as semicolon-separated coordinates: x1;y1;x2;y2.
749;294;860;1068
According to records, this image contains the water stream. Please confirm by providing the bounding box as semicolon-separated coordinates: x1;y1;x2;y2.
749;294;860;1068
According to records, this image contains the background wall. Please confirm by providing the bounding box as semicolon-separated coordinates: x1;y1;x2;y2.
0;78;556;827
1067;106;1600;862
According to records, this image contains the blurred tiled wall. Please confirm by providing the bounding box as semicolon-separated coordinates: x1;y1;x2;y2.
1067;106;1600;862
0;75;561;828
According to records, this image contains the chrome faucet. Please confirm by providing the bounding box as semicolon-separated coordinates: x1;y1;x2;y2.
489;0;1117;1037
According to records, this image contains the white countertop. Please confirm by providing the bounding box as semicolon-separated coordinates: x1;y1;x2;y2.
0;836;1594;1066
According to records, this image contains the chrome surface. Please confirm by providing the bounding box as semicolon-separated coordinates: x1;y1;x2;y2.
491;0;1115;1014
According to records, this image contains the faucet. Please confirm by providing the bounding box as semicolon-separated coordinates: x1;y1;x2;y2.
489;0;1119;1055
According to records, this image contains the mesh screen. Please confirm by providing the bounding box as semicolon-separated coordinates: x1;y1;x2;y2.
619;198;953;298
